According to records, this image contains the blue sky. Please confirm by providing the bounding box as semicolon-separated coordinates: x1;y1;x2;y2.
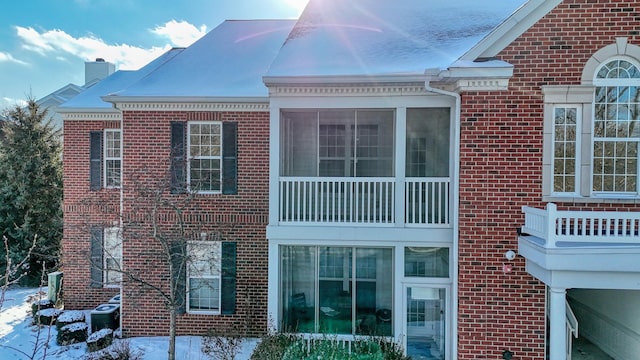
0;0;307;110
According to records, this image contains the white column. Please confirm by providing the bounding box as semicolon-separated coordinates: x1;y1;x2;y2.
395;107;406;227
548;287;567;360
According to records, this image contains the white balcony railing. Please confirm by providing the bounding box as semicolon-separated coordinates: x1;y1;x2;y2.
278;177;450;226
521;203;640;248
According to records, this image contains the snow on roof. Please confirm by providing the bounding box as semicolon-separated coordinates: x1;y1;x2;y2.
266;0;526;78
59;48;184;109
112;20;296;99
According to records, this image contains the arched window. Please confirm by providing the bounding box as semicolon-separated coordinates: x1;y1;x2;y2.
592;59;640;193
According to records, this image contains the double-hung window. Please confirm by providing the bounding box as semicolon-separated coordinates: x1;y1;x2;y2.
188;122;222;193
89;129;121;190
170;121;237;195
187;241;221;313
103;227;122;286
104;130;122;188
90;227;122;288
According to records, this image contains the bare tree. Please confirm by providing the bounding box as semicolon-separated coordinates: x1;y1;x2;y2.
75;166;235;360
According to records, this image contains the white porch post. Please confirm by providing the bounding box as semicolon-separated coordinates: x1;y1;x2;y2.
549;286;567;360
395;107;406;227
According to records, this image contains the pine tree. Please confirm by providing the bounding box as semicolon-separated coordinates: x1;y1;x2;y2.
0;100;62;285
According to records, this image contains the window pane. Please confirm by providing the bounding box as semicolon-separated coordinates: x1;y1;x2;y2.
355;248;392;336
105;159;121;188
318;247;352;334
281;246;316;332
404;247;449;278
103;228;122;285
553;107;577;193
190;158;221;192
189;278;220;310
406;108;450;177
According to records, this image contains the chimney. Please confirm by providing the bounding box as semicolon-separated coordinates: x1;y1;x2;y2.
84;58;115;86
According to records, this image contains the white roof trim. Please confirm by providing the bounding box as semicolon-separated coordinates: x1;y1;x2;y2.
61;112;122;121
461;0;562;61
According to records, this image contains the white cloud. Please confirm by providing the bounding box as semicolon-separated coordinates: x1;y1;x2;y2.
0;52;28;66
12;23;194;71
2;97;28;108
151;20;207;47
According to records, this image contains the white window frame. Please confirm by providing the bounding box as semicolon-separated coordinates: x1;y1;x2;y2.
103;227;122;287
543;39;640;202
103;129;122;188
186;240;221;314
550;105;582;197
187;121;222;194
591;57;640;196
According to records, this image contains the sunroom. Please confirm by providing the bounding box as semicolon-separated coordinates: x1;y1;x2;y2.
275;105;452;228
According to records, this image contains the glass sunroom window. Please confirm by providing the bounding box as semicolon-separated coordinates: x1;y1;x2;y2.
280;246;393;336
593;59;640;194
280;110;394;177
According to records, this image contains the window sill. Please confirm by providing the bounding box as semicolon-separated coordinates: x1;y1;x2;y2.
543;195;640;204
187;310;221;315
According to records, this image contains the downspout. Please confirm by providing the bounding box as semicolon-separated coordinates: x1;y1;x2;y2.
424;74;460;360
118;106;124;333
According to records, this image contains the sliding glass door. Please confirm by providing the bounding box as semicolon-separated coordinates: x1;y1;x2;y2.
280;245;393;336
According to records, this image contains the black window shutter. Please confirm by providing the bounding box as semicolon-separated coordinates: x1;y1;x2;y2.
170;122;187;194
89;132;102;191
171;240;187;314
220;241;237;314
222;122;238;195
89;228;103;288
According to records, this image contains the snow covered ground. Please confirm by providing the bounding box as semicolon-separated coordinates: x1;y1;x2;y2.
0;287;258;359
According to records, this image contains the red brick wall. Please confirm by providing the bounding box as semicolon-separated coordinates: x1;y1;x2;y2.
62;110;270;337
118;110;269;337
63;120;120;309
457;1;640;358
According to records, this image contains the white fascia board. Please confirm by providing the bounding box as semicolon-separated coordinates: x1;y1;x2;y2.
461;0;562;61
446;60;514;79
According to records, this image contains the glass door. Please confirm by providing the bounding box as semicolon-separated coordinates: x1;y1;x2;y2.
405;286;446;360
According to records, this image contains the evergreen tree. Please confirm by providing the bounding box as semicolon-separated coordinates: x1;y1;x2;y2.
0;100;62;285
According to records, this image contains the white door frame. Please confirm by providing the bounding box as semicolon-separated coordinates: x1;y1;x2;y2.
401;282;452;360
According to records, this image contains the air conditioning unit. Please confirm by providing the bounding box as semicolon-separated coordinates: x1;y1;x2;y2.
108;294;121;304
90;304;120;332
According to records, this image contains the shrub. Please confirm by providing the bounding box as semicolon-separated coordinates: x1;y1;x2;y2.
202;326;245;360
31;299;54;317
34;308;62;325
56;310;86;330
87;328;114;352
83;339;144;360
250;332;299;360
57;322;88;345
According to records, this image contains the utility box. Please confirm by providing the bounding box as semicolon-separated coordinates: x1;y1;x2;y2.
90;304;120;332
47;272;63;303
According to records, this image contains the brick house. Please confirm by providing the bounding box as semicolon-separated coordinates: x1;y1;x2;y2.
60;1;640;359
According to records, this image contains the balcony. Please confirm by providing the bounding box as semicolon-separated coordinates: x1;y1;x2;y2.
518;203;640;289
278;177;450;227
521;203;640;248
